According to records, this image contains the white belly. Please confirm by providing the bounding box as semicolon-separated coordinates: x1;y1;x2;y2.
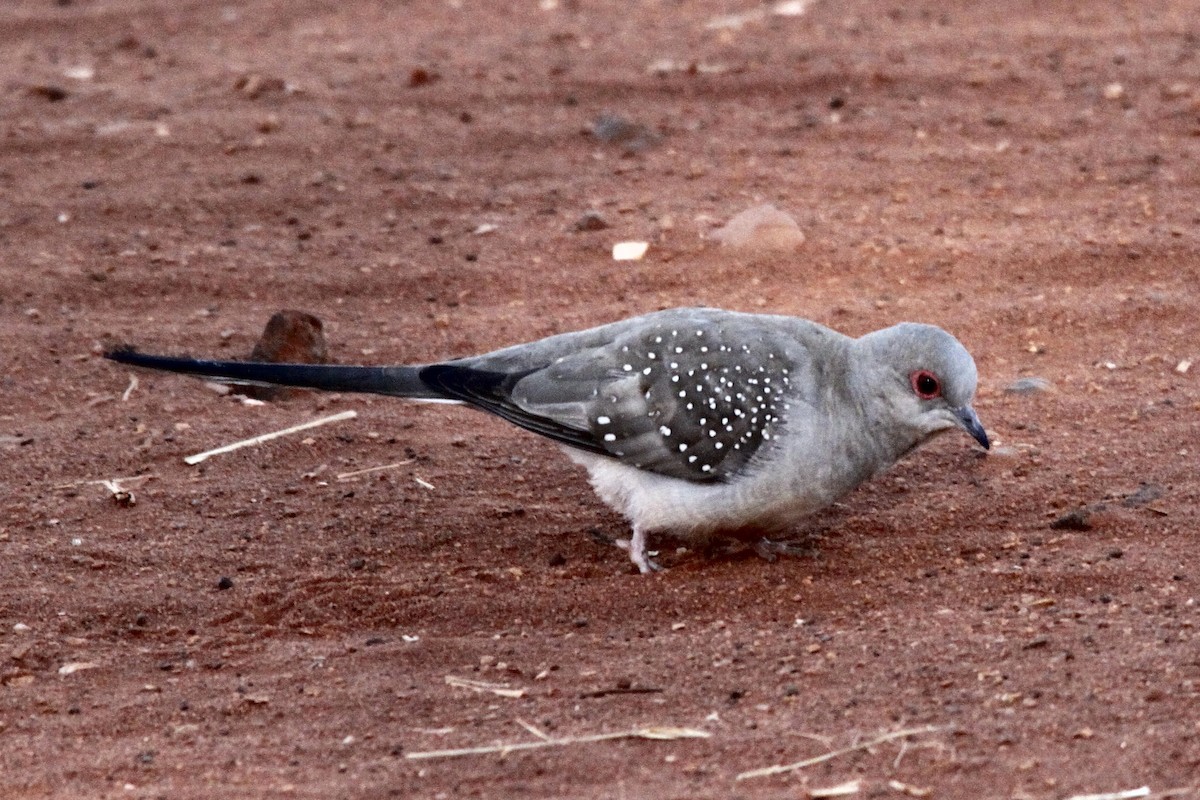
564;448;846;541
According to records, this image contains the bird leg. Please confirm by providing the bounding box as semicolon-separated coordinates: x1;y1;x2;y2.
615;526;660;573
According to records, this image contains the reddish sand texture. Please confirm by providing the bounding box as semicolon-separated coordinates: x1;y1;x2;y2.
2;1;1200;797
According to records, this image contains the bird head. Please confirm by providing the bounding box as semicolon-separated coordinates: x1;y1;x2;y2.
859;323;990;450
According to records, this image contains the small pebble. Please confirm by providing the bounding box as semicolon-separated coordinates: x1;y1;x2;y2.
1004;376;1053;395
612;241;649;261
573;210;609;232
711;204;805;252
1050;509;1092;531
1121;483;1164;508
217;576;234;590
28;84;69;101
58;662;98;676
243;310;329;401
234;73;286;99
409;68;438;87
591;114;660;153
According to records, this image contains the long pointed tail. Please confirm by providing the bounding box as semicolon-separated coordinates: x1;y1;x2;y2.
105;348;442;399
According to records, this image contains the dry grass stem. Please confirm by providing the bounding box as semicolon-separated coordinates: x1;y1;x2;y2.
1066;788;1158;800
405;725;710;761
336;459;416;481
810;779;862;798
444;675;527;699
99;479;137;506
55;474;155;491
183;410;357;465
514;718;551;741
735;725;941;781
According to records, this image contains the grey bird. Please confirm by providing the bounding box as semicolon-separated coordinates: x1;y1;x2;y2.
106;307;989;573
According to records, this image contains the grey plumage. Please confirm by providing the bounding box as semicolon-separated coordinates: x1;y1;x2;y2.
107;307;989;573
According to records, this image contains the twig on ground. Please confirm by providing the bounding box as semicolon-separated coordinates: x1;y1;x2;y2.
1065;787;1199;800
99;479;136;507
790;731;835;748
1065;789;1149;800
514;718;551;741
810;780;862;798
55;474;155;491
735;725;941;781
405;725;710;761
183;410;357;465
444;675;526;699
336;459;415;481
121;374;139;402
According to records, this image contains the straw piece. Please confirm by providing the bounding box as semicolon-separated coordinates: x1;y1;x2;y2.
184;410;357;465
735;725;940;781
405;726;709;761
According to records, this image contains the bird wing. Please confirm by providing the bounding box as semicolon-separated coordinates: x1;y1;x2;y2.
417;363;609;454
445;310;829;482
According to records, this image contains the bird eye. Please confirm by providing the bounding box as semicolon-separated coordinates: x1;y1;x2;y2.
911;370;941;400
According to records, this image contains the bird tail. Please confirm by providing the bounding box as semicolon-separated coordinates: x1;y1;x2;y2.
105;348;442;400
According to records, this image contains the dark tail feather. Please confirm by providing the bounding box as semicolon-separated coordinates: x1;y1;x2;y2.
105;348;440;399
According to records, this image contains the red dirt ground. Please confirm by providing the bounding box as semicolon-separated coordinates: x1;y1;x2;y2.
3;1;1200;797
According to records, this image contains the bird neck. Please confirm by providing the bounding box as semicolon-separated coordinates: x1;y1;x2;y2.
843;344;926;468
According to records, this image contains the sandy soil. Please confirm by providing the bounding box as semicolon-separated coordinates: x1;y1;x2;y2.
3;1;1200;797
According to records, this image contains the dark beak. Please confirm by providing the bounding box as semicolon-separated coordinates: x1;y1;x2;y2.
956;406;990;450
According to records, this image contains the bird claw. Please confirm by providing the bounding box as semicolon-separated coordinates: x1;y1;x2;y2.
616;530;661;574
632;551;662;574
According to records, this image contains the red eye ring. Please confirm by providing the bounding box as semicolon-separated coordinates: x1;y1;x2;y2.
911;370;941;400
